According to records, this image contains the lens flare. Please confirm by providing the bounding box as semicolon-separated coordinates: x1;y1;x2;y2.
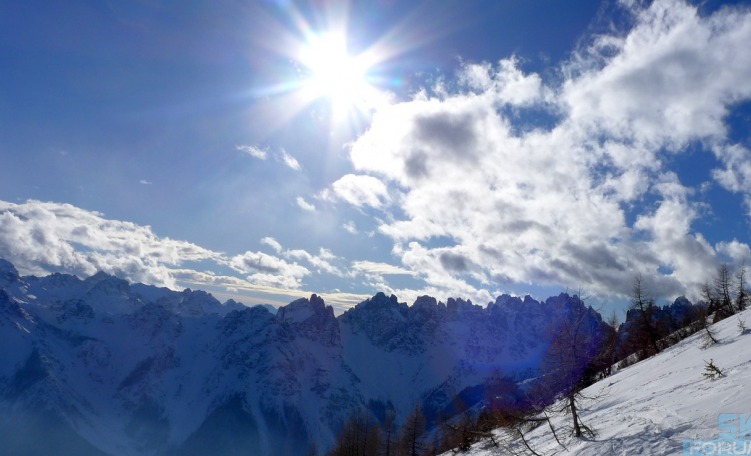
297;32;387;125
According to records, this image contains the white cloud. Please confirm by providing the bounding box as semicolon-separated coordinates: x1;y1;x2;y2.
351;260;414;276
459;57;547;106
296;196;316;212
286;247;342;276
257;237;343;276
0;200;367;310
236;144;268;160
562;0;751;150
330;174;390;208
712;144;751;215
260;236;283;253
342;221;358;234
139;180;152;185
229;250;310;289
0;200;222;288
279;149;302;170
340;0;751;302
716;240;751;265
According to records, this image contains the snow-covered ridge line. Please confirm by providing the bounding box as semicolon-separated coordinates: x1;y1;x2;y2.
0;258;612;455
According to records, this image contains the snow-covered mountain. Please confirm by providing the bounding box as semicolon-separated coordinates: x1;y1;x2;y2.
0;259;607;455
453;303;751;455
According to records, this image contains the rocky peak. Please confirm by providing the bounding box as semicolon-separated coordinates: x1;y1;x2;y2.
84;271;130;295
410;295;444;321
446;297;479;314
277;294;339;346
494;294;523;308
277;294;327;324
176;288;221;316
0;258;20;289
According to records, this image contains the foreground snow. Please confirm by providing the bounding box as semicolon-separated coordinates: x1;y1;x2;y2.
457;307;751;456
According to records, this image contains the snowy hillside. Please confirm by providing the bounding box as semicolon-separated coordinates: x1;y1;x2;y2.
455;307;751;455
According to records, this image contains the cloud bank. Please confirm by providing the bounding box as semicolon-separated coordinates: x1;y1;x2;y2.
339;0;751;302
0;200;364;310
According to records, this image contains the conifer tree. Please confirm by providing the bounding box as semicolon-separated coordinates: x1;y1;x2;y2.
736;265;748;312
399;405;426;456
629;274;661;357
540;295;601;438
702;359;725;379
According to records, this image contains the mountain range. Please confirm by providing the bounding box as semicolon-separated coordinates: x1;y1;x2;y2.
0;258;608;455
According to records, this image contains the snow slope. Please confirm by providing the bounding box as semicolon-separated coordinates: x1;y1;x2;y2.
457;307;751;456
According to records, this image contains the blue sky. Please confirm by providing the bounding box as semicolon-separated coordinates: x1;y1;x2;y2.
1;0;751;315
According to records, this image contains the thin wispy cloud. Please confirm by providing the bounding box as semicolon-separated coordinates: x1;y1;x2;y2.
236;144;268;160
280;149;302;170
342;221;358;234
296;196;316;211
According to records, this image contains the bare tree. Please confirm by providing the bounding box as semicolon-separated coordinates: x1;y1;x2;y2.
602;312;619;377
697;304;719;347
629;274;661;357
736;265;748;312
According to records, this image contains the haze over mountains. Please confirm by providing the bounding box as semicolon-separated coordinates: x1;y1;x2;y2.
0;258;615;455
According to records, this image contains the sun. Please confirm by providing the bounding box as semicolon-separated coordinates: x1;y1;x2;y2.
297;32;380;118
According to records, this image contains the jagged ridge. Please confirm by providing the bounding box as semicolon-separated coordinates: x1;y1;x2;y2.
0;259;608;455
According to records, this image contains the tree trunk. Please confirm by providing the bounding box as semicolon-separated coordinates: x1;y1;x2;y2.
569;394;582;438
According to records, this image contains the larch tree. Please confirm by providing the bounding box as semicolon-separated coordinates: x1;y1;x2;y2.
399;405;426;456
736;265;748;312
714;264;735;321
540;295;604;438
629;274;661;357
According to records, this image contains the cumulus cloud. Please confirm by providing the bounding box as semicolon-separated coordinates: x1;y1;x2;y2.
716;239;751;264
340;0;751;302
0;201;354;301
0;200;222;288
458;57;547;106
229;251;310;289
712;144;751;214
236;144;268;160
330;174;390;208
563;0;751;151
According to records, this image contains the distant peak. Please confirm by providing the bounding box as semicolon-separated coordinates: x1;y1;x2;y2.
85;270;116;284
0;258;20;287
277;294;333;324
